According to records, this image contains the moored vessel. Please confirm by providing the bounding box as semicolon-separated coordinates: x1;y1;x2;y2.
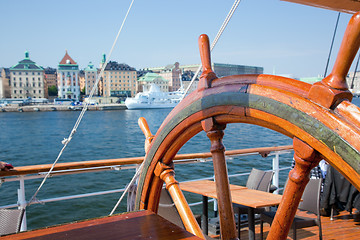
125;84;184;109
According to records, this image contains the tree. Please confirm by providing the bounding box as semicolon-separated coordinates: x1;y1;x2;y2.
48;86;58;96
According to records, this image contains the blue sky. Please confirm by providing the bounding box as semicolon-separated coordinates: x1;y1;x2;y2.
0;0;355;78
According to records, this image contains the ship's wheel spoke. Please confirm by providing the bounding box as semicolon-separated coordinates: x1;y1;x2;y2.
203;118;237;239
154;162;205;239
267;137;321;239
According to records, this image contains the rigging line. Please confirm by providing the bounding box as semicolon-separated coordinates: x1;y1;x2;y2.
27;0;136;206
324;12;341;78
108;0;242;215
109;163;143;215
350;52;360;89
181;0;241;99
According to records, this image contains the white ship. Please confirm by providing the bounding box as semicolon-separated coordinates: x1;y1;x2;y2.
125;84;184;109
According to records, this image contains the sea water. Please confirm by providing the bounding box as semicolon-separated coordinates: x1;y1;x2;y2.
0;98;359;230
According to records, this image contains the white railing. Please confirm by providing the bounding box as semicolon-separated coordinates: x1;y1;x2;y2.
0;146;293;231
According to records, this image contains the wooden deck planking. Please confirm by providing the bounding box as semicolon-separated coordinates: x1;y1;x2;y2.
236;210;360;239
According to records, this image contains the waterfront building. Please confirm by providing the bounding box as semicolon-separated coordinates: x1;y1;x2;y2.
9;51;47;99
101;61;137;98
0;68;11;98
147;62;263;92
181;70;198;93
84;62;99;95
158;62;182;92
79;70;85;95
44;67;57;87
137;72;169;92
180;63;263;77
57;51;80;100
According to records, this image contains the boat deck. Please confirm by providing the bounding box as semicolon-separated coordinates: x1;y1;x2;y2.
227;210;360;239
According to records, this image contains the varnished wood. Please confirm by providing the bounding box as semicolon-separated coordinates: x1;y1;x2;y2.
203;118;237;240
155;162;205;239
0;145;292;177
282;0;360;13
138;117;154;153
136;16;360;239
0;210;202;240
267;138;321;240
239;210;360;240
198;34;217;89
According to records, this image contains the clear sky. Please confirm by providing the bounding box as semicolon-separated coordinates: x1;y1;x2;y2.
0;0;355;78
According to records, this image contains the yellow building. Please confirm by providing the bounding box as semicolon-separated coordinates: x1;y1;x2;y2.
84;62;99;96
101;61;137;98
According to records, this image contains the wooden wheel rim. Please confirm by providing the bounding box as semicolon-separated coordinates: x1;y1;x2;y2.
135;74;360;236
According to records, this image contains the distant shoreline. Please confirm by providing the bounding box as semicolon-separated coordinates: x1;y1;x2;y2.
0;104;127;112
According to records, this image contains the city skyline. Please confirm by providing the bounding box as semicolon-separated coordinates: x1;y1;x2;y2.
0;0;355;78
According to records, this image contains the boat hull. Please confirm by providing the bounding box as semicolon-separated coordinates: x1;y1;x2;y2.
125;101;177;109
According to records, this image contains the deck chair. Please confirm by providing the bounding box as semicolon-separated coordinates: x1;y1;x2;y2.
157;188;186;229
0;208;25;236
158;188;216;240
235;168;274;238
260;178;323;240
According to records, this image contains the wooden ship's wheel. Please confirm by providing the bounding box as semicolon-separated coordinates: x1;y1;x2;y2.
135;12;360;240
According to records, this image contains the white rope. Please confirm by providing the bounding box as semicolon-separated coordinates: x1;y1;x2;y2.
27;0;136;206
109;162;143;215
181;0;241;99
108;0;242;214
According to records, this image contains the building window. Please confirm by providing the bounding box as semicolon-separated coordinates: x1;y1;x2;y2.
39;90;41;93
13;83;16;87
20;90;22;94
14;90;16;94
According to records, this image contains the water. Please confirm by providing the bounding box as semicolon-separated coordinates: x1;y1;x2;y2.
1;97;359;230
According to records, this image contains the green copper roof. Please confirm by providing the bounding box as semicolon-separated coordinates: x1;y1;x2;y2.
84;62;97;71
10;51;43;71
138;72;168;82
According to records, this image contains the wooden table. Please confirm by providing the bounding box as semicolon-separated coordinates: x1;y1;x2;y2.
180;180;283;240
0;210;202;240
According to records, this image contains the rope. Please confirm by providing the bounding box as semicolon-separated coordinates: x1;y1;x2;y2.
108;0;242;215
182;0;242;99
324;12;341;77
27;0;136;206
109;163;143;215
